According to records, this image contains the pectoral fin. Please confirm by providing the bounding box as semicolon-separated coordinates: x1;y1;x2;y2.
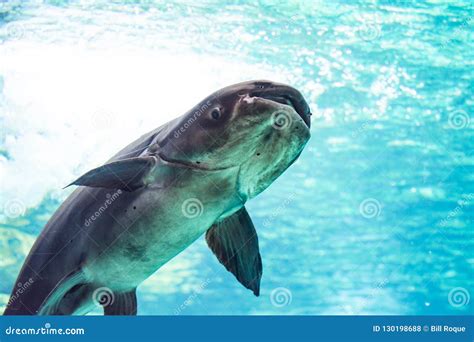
206;207;262;296
103;289;137;315
66;156;157;191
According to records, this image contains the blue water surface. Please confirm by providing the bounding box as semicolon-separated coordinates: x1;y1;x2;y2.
0;0;472;315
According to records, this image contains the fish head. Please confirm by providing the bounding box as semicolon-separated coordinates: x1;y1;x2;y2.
159;80;311;200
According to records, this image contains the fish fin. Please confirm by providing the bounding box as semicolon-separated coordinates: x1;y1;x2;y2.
38;269;87;315
65;156;157;192
206;207;262;296
103;289;137;315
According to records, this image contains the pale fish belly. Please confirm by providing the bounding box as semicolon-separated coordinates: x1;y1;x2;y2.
83;173;241;290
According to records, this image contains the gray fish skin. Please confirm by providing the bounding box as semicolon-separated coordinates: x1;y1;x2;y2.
4;80;311;315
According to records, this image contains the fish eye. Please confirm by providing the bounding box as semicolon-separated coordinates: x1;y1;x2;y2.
211;108;221;120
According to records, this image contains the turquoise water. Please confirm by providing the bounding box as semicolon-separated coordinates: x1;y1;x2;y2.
0;0;472;315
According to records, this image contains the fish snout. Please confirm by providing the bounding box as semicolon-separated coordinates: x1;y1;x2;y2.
248;81;312;128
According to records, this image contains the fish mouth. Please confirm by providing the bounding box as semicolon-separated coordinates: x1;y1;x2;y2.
249;83;312;128
157;152;235;172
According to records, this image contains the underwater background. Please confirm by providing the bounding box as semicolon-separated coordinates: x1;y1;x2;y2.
0;0;472;315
